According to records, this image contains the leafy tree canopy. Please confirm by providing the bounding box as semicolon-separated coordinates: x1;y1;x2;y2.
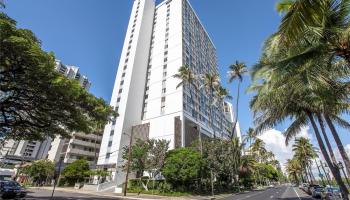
21;159;54;184
0;12;115;141
61;159;90;184
162;147;201;186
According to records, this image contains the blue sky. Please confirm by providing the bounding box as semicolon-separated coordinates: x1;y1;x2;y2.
3;0;350;156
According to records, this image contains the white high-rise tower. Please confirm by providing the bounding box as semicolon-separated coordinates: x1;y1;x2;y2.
97;0;239;190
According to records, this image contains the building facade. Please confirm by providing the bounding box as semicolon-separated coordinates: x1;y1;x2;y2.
97;0;240;189
55;60;92;90
47;132;101;167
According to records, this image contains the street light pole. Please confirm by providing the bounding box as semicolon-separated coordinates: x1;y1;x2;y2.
51;157;63;200
123;131;133;196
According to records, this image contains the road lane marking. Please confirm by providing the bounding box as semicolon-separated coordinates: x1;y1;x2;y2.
292;187;302;200
270;195;274;198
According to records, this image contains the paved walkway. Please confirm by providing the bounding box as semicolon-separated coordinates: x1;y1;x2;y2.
30;187;232;200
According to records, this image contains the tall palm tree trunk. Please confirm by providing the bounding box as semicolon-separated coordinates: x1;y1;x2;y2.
231;81;241;139
317;114;337;164
307;112;349;199
209;88;215;138
195;86;203;155
324;114;350;177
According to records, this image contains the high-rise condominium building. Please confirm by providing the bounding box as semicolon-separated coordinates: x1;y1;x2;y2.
97;0;240;189
55;60;92;90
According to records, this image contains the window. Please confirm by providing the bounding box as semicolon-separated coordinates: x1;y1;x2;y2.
129;40;132;44
112;119;116;125
108;141;112;147
128;45;131;50
119;89;122;94
161;97;166;102
162;88;166;93
120;80;124;85
146;86;149;91
122;73;126;77
145;94;148;99
117;97;121;102
106;153;111;159
125;58;128;63
163;64;167;69
126;52;130;56
164;51;168;55
161;106;165;113
165;44;168;49
164;58;168;62
110;130;114;136
163;72;167;76
124;65;127;70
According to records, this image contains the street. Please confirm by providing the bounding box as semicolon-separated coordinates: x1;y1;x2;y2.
21;186;316;200
222;185;315;200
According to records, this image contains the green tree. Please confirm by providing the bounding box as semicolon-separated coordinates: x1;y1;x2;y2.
292;137;318;184
227;61;248;138
162;148;202;190
286;158;302;184
23;159;54;185
61;159;90;185
0;12;115;140
122;139;151;178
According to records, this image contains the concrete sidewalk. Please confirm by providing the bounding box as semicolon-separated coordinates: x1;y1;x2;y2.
30;187;232;200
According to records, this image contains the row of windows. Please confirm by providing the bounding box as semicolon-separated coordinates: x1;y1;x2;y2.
106;1;142;159
160;3;171;115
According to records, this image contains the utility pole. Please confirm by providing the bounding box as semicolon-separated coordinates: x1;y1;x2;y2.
123;131;133;196
51;157;63;200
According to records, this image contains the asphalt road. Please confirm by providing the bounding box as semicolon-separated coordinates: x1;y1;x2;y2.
13;186;315;200
24;189;124;200
222;185;315;200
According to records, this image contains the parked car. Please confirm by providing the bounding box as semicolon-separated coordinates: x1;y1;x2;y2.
321;187;342;200
12;181;27;198
312;186;324;198
300;183;308;190
0;181;16;199
307;184;321;195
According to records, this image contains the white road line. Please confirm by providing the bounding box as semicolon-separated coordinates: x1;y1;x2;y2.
292;187;302;200
270;195;274;198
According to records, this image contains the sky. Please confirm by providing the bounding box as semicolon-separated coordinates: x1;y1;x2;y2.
3;0;350;168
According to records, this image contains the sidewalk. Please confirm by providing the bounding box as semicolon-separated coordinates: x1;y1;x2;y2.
30;186;232;200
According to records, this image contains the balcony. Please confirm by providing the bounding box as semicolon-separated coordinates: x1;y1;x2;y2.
70;139;100;149
68;148;97;157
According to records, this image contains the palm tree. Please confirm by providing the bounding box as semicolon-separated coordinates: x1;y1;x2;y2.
228;61;248;139
292;137;318;184
286;158;302;184
174;65;201;148
243;128;256;152
215;86;232;138
249;46;350;198
201;73;220;138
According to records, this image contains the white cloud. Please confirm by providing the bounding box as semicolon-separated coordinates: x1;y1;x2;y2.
257;126;313;172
